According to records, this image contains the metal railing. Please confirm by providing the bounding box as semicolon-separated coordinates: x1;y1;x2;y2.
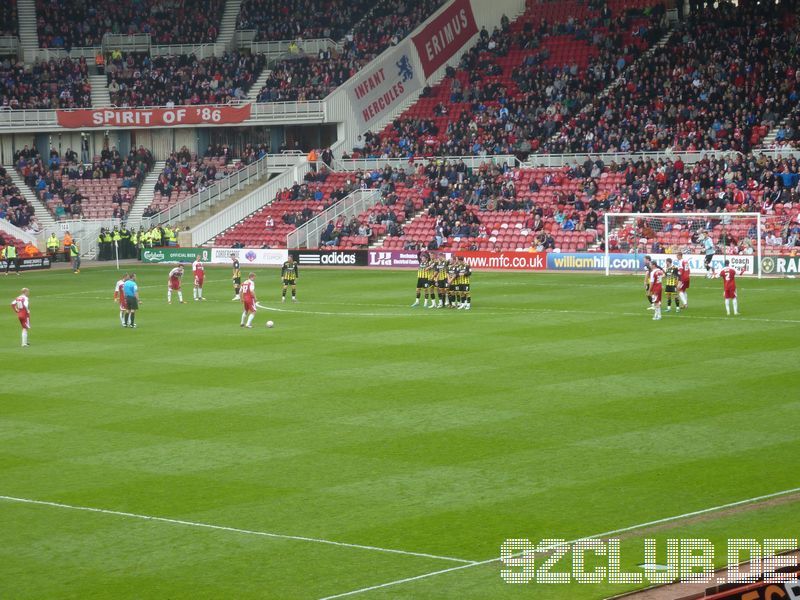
0;36;19;56
191;160;311;246
24;46;101;61
151;43;219;59
287;188;381;249
524;150;753;168
0;108;57;129
0;219;39;246
102;33;151;53
249;37;343;57
42;218;124;259
141;152;305;229
333;154;522;172
250;100;325;120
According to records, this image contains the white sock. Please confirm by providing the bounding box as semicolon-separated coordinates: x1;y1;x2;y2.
733;298;738;314
178;291;183;302
193;288;197;299
241;311;246;325
679;291;687;306
22;330;27;345
724;299;730;314
120;310;125;324
246;313;255;326
168;290;172;302
198;287;202;298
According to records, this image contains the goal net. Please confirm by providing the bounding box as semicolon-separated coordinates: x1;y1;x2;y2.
602;212;762;278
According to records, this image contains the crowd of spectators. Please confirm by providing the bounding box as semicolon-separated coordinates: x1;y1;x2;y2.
546;3;800;153
256;54;357;102
106;51;266;107
15;145;153;221
255;0;445;102
238;0;375;41
0;57;91;109
37;0;223;49
352;4;666;158
152;145;240;201
359;151;800;253
0;165;39;232
0;0;17;36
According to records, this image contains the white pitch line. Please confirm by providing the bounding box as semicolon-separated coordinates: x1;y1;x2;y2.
0;495;475;565
318;485;800;599
256;302;800;325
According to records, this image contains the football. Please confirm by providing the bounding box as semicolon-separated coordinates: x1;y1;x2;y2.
266;320;274;328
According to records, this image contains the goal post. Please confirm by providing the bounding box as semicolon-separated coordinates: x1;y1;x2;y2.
602;212;762;278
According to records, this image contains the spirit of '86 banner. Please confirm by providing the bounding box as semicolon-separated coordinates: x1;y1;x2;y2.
56;104;252;128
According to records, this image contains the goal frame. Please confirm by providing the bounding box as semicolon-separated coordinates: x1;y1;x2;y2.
603;212;762;279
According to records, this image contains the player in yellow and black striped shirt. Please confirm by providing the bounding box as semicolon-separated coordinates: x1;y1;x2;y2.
663;258;680;313
281;256;299;302
412;251;436;308
446;259;460;308
231;257;242;300
435;254;449;308
454;256;472;310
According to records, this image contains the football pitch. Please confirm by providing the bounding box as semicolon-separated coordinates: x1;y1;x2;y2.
1;264;798;599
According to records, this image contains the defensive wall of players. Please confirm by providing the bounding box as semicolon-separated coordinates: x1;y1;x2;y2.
134;247;795;276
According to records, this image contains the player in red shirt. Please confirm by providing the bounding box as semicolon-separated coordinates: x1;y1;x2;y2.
114;273;129;326
192;256;205;301
240;272;257;328
676;251;691;309
643;255;655;311
10;287;30;346
167;265;186;304
716;260;742;316
649;264;665;321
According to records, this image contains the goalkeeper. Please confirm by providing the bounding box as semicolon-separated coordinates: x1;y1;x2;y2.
701;233;715;276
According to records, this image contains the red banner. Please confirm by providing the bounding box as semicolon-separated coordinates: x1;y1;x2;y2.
457;251;547;271
412;0;478;79
56;104;252;128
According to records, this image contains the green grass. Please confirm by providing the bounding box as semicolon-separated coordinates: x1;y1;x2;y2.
1;265;798;599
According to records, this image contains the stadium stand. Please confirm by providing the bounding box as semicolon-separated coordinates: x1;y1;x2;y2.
0;0;17;36
36;0;223;49
14;146;154;221
255;0;446;102
0;57;91;109
551;3;800;153
350;0;666;158
106;51;267;107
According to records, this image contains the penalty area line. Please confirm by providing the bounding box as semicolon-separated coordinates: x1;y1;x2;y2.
317;485;800;599
0;495;475;565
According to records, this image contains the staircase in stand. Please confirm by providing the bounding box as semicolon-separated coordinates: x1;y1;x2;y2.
247;69;271;102
216;0;244;52
368;207;426;249
16;0;38;62
126;161;165;226
89;74;111;107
